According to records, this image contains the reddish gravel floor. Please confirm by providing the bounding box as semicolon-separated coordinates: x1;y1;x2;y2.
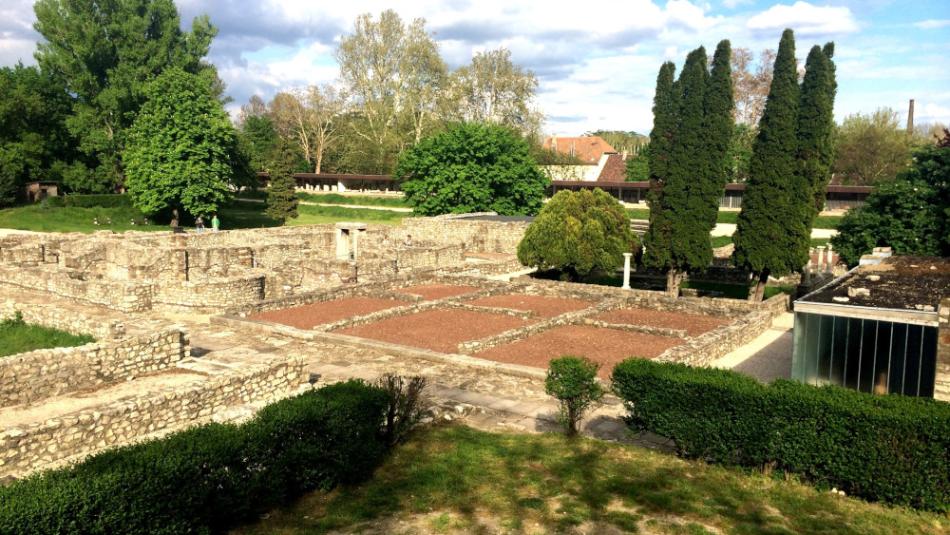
337;308;530;353
593;308;730;337
395;284;481;300
473;325;683;377
250;297;403;330
468;294;593;317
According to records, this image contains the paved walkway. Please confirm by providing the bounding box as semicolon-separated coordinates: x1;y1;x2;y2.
712;313;793;383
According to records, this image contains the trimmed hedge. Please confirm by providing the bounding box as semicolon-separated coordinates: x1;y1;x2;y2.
611;359;950;511
62;194;132;208
0;380;389;534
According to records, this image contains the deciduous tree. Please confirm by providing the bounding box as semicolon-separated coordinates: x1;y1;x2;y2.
124;68;236;217
731;47;775;125
397;123;548;216
834;108;913;185
33;0;217;191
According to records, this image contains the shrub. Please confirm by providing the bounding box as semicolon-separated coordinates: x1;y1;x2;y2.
0;380;390;534
545;356;605;436
62;194;132;208
397;122;549;216
611;359;950;511
518;188;639;279
376;374;430;447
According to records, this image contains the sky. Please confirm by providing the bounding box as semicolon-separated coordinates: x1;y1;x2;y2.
2;0;949;135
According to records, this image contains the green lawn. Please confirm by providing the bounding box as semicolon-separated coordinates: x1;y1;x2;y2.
626;208;842;229
289;203;409;226
296;192;410;208
237;425;943;535
0;204;166;233
0;314;94;357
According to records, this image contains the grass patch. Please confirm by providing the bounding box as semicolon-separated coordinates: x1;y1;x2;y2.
0;313;94;357
297;192;409;208
236;425;944;535
289;204;409;227
710;235;732;248
0;204;165;233
626;208;842;229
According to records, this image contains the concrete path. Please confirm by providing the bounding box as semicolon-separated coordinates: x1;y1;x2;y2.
712;313;794;383
710;222;837;239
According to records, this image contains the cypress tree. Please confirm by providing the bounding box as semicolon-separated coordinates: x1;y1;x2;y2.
701;40;735;238
265;140;300;223
798;43;838;218
645;48;710;295
733;29;802;301
643;62;677;276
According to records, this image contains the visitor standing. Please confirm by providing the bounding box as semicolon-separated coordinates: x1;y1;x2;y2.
195;215;205;234
211;213;220;232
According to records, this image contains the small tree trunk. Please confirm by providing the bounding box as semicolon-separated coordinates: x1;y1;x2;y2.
567;404;578;437
666;268;682;297
749;269;769;302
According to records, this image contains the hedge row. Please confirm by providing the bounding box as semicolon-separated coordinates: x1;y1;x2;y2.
0;380;389;534
611;359;950;511
44;194;132;208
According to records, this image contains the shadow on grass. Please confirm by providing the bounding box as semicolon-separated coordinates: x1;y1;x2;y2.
235;425;943;535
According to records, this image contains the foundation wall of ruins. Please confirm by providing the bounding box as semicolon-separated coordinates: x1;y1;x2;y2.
0;328;188;409
399;217;529;253
0;358;305;479
0;264;154;312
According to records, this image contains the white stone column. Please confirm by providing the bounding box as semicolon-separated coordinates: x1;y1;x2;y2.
351;229;359;261
817;247;826;271
622;252;632;290
335;228;347;259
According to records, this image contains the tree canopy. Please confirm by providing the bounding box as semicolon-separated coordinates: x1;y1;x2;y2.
833;108;913;185
397;123;548;216
32;0;217;192
124;68;236;216
832;143;950;265
517;189;639;279
265;140;301;223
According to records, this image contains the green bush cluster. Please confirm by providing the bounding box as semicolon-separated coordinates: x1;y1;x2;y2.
0;380;390;534
611;359;950;511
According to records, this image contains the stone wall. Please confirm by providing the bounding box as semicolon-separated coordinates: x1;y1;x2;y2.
399;216;529;254
0;328;188;409
936;299;949;402
655;309;775;367
0;357;305;479
0;264;153;312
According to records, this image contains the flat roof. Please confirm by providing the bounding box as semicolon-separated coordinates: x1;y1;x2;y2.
795;256;950;325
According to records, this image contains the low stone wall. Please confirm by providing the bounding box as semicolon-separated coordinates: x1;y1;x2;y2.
0;357;305;479
399;216;529;254
0;300;123;340
655;309;775;367
0;265;153;312
0;328;188;409
936;299;949;402
154;274;265;312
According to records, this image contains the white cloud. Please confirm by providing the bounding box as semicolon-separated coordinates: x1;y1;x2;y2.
722;0;754;9
914;19;950;30
747;2;859;36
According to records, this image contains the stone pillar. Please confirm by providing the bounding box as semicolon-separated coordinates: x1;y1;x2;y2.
935;299;950;402
351;229;359;261
622;252;632;290
817;247;826;271
335;227;347;260
826;243;834;272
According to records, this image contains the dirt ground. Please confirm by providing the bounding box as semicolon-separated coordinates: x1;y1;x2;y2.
474;325;682;377
395;284;481;300
337;308;530;353
593;308;730;337
250;297;403;329
468;294;593;317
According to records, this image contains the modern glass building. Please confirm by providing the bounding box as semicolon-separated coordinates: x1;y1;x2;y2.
792;253;949;399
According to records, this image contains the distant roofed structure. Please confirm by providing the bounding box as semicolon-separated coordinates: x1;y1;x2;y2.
542;136;616;164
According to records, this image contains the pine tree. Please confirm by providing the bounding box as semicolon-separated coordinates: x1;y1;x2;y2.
733;29;802;301
265;140;300;223
645;48;710;296
643;62;677;274
701;40;735;237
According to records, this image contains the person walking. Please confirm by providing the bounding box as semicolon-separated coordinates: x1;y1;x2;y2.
211;213;220;232
195;215;205;234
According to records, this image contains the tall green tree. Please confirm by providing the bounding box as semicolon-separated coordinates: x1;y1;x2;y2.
33;0;217;191
265;140;300;223
645;47;711;296
0;64;78;204
733;29;803;301
124;68;236;217
833;108;911;185
795;42;838;254
397;123;548;216
702;40;735;232
642;62;677;283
